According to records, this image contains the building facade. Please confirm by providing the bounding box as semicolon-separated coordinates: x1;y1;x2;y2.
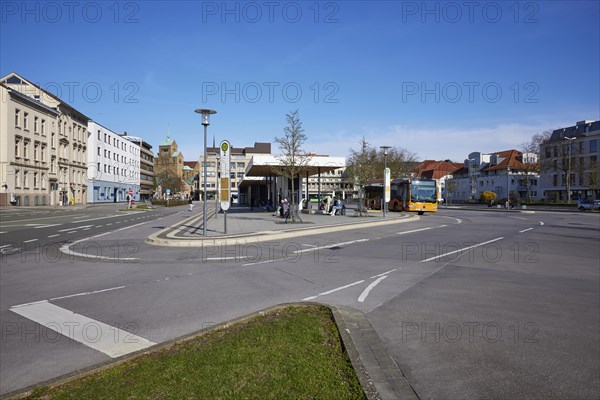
154;135;188;198
123;135;154;200
0;73;89;206
447;150;540;202
87;122;140;203
540;120;600;201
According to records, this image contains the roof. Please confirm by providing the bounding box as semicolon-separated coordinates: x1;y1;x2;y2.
483;150;538;172
183;161;198;168
414;160;463;180
160;136;174;147
182;165;194;171
244;154;345;177
1;72;91;121
1;83;59;116
550;120;600;141
171;151;179;157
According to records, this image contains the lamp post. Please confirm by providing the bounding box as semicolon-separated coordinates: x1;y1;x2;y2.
195;108;217;236
565;136;576;203
506;166;511;210
380;146;391;217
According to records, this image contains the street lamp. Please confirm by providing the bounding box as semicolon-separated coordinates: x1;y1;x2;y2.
565;136;576;203
195;108;217;236
380;146;391;217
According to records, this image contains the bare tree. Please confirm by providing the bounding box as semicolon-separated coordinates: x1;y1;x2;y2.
346;137;378;215
274;110;311;223
155;155;184;196
384;147;419;178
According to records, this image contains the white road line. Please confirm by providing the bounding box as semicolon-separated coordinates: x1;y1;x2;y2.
50;286;126;301
358;276;388;303
301;244;317;247
107;223;113;226
518;228;533;233
320;280;365;295
396;225;446;235
92;232;111;238
33;224;60;229
436;216;462;224
509;216;528;220
293;239;370;254
420;237;505;263
70;215;123;223
370;269;397;279
23;239;38;243
539;221;545;226
0;244;12;249
58;225;92;232
83;228;91;231
242;259;279;266
95;225;102;228
66;231;78;234
0;231;7;234
10;301;155;358
47;234;60;238
115;221;149;231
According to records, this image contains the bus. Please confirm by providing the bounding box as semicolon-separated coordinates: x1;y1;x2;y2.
365;178;438;215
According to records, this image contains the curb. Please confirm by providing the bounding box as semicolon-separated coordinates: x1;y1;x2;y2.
145;214;419;247
332;305;419;400
2;303;407;400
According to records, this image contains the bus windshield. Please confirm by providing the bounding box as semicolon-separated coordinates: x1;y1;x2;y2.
410;180;437;203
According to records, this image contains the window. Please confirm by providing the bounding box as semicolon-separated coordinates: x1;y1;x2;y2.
15;169;20;188
590;140;598;153
34;143;39;160
104;149;107;158
34;116;39;133
41;145;46;162
553;175;558;186
23;140;30;159
33;172;38;188
15;109;22;127
50;156;56;173
98;130;101;140
97;162;101;174
104;133;107;143
41;119;46;136
15;138;21;157
51;131;56;148
98;147;101;156
24;171;29;188
41;173;46;189
23;112;29;130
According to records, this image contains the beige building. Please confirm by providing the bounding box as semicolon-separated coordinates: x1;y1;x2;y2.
153;135;190;197
0;73;89;206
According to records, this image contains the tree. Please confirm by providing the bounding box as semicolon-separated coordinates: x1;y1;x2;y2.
346;137;378;215
480;191;497;204
521;130;551;202
539;134;576;202
274;110;311;223
155;155;184;196
383;147;418;178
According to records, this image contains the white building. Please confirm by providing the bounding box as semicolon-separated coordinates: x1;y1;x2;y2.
448;150;541;202
87;122;140;203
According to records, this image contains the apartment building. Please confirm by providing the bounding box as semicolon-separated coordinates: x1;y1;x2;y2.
87;122;140;203
0;73;89;206
447;150;540;202
200;142;271;202
539;120;600;201
123;135;154;200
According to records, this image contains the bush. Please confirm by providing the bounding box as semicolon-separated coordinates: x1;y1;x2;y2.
151;199;189;207
480;191;497;204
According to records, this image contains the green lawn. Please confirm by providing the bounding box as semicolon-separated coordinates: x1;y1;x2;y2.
27;305;365;400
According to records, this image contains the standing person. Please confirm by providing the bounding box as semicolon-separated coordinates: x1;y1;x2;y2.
188;198;194;212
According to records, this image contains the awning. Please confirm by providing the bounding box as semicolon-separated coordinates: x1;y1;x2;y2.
243;154;345;178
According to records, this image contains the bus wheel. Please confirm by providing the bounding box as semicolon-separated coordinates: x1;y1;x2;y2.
418;211;425;215
393;204;398;212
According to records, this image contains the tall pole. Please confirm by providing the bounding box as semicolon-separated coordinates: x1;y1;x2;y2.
214;155;218;219
566;137;575;203
507;167;510;210
203;123;208;236
383;153;388;217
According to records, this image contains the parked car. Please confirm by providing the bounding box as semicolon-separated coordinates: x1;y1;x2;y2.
577;199;600;211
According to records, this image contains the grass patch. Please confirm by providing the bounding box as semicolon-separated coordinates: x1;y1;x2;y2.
26;305;365;400
118;205;154;212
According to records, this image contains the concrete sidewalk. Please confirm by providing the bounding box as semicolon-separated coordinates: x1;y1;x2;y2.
147;205;418;247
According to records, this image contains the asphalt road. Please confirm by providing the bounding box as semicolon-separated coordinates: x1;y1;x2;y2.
0;206;598;399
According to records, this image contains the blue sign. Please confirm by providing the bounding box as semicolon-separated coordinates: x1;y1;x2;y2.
166;189;171;194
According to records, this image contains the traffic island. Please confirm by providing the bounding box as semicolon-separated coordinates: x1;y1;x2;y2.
15;304;368;400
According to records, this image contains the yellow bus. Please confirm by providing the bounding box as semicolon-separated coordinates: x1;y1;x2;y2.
365;178;438;215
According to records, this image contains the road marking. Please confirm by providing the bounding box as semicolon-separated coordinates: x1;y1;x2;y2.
358;275;388;302
420;237;504;263
23;239;38;243
106;223;113;226
396;225;446;235
293;239;370;254
301;244;317;247
48;234;60;238
66;231;78;234
115;221;149;231
302;280;365;301
370;269;397;279
436;216;462;224
509;216;528;220
10;301;155;358
70;215;123;223
50;286;126;301
0;231;6;234
539;221;544;226
58;225;93;232
33;224;60;229
518;228;533;233
0;244;12;249
242;259;279;266
95;225;102;228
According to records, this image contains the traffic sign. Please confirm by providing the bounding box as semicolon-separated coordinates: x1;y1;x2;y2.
384;168;391;203
219;140;231;211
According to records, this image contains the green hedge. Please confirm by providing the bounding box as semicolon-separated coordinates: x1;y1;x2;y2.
151;200;189;207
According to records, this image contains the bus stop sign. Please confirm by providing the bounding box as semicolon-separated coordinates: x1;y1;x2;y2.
384;168;391;203
220;140;231;211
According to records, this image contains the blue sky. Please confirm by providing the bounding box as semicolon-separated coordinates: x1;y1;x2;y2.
2;0;599;162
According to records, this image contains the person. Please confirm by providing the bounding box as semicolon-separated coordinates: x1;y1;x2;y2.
188;198;194;212
330;198;342;215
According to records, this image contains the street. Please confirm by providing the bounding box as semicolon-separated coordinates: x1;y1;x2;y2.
1;205;599;399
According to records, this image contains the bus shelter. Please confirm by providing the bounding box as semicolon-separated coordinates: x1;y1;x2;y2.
240;154;345;208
